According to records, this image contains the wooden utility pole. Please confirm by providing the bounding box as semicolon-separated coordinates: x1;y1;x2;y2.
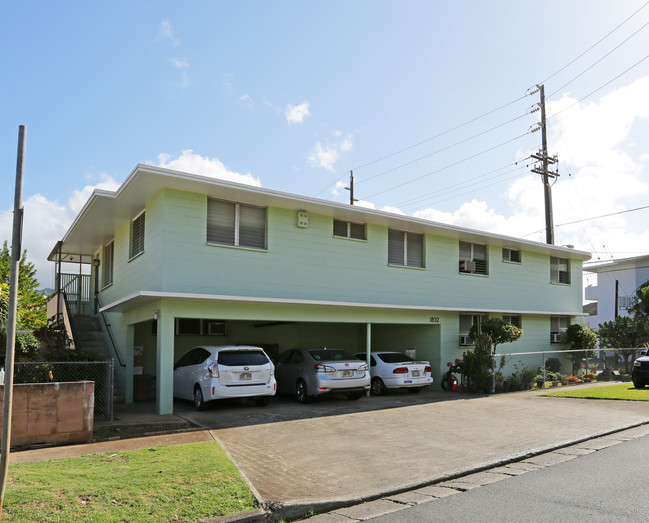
344;170;359;205
0;125;26;512
531;84;559;245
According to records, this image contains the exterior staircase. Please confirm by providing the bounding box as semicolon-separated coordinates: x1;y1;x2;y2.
71;315;125;403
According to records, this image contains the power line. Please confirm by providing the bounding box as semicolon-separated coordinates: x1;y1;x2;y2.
395;160;530;210
548;51;649;121
547;17;649;99
523;204;649;238
356;112;530;186
362;132;532;201
538;0;649;85
351;94;530;172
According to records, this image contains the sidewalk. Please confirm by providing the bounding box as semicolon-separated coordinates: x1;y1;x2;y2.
7;384;649;521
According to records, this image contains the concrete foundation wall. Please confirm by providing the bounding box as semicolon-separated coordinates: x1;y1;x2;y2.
0;381;94;448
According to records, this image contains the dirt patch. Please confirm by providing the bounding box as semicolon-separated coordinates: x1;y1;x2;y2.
93;421;201;442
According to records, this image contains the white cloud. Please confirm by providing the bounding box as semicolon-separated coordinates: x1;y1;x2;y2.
169;58;189;69
159;19;181;47
404;75;649;265
0;175;120;289
237;94;253;109
155;149;261;187
285;102;311;124
307;132;354;172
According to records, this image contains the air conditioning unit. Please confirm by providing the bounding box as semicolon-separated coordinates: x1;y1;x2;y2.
550;333;563;343
460;260;476;273
459;335;473;346
207;321;226;336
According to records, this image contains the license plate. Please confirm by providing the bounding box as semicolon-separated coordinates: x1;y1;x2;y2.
412;371;420;377
341;370;353;377
240;372;252;380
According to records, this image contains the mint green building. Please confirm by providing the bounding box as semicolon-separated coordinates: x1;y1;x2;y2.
49;165;590;414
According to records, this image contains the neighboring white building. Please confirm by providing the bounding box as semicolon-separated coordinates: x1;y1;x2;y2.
584;255;649;329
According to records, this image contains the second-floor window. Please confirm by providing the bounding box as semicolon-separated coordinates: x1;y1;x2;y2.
459;241;488;275
388;229;424;268
550;257;570;284
103;240;114;287
130;211;145;259
333;219;366;240
502;248;521;263
207;198;267;249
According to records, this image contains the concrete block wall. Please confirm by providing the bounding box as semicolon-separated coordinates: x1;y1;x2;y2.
0;381;94;448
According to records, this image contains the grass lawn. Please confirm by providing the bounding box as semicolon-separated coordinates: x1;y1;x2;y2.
3;441;258;522
542;383;649;401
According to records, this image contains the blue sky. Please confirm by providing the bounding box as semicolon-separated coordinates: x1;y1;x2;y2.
3;1;649;289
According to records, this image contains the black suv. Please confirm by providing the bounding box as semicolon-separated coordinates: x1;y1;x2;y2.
632;351;649;389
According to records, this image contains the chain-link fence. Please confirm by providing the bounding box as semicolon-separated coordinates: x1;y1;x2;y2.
13;361;114;421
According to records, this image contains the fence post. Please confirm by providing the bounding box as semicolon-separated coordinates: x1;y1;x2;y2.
543;352;546;384
109;359;114;422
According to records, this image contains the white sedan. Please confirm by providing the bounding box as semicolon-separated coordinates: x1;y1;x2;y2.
355;352;433;395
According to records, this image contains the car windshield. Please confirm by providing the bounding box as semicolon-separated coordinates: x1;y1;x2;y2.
378;353;415;363
218;350;268;366
308;349;358;361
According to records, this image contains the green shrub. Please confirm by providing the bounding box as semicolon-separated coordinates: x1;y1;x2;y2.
545;357;562;373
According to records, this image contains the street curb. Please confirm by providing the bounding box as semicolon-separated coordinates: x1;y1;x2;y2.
227;419;649;522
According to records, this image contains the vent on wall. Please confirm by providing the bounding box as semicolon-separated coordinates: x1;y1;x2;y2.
207;321;227;336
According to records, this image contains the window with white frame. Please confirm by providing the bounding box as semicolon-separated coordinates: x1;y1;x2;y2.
550;316;569;343
503;314;522;328
619;295;633;310
550;257;570;284
130;211;145;259
502;248;521;263
103;240;114;287
207;198;267;249
388;229;424;268
459;314;483;345
333;219;366;240
459;241;488;274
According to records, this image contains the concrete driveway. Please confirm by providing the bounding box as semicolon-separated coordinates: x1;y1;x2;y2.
174;385;649;510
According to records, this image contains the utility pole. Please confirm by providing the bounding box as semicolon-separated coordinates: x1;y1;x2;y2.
615;280;619;319
344;170;359;205
0;125;26;512
530;84;559;245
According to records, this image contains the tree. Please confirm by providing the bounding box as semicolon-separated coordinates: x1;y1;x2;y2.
564;323;598;375
0;240;40;294
467;317;523;393
0;242;47;362
598;315;649;374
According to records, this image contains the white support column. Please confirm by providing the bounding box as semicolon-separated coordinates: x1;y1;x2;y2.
125;325;134;403
156;310;174;415
366;323;372;397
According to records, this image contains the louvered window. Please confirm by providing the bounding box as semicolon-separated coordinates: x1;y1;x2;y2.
459;241;488;274
333;219;366;240
503;314;522;328
502;248;521;263
550;257;570;284
388;229;424;268
103;240;114;287
207;198;266;249
130;212;145;259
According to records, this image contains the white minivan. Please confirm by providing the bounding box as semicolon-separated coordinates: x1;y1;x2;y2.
173;345;276;410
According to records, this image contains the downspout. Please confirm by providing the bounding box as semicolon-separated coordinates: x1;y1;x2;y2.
366;323;371;397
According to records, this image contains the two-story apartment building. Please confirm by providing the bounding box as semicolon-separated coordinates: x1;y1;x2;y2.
48;164;590;414
584;255;649;328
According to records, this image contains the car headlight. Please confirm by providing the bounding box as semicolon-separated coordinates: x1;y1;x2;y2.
634;360;641;367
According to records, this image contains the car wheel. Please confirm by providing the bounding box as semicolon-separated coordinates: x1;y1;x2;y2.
346;392;362;400
193;385;205;411
633;380;646;389
407;387;422;394
296;379;310;403
254;396;270;407
371;377;387;396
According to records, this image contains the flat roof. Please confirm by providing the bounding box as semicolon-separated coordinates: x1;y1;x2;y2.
50;164;592;263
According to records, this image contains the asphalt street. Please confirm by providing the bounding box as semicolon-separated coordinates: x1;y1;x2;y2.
360;432;649;522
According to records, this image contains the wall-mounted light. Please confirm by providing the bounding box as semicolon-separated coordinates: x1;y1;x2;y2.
93;258;100;268
154;310;160;321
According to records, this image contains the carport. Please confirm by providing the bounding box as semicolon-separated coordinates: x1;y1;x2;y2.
100;292;443;414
